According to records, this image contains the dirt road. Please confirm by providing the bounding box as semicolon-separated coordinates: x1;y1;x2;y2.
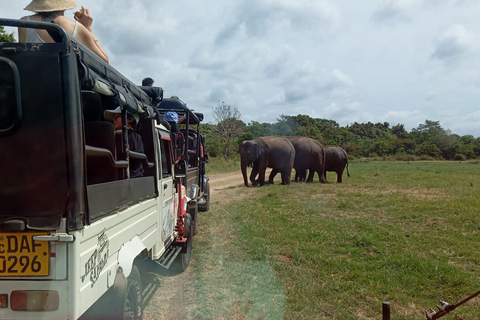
208;171;245;195
142;171;246;320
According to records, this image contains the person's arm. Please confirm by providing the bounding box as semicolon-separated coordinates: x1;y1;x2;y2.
18;16;28;42
179;109;194;123
179;114;187;123
74;7;109;63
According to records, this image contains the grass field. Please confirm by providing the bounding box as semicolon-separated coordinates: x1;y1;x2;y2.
192;160;480;319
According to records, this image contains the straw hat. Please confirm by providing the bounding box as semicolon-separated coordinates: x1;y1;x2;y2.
24;0;78;12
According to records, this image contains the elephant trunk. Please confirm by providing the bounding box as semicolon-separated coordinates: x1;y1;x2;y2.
320;148;327;183
241;157;249;187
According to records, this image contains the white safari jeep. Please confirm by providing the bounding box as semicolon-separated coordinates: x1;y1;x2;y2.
0;18;208;319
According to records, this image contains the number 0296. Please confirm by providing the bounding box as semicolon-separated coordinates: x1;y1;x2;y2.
0;232;50;276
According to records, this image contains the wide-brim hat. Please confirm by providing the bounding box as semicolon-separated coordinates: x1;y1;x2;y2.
24;0;78;12
104;107;139;123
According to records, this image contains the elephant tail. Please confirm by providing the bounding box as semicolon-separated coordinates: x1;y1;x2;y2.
346;161;351;178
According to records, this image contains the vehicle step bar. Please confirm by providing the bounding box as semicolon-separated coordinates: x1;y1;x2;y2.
155;245;182;269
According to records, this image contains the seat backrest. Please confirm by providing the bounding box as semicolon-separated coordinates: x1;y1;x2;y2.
82;91;103;122
115;129;126;179
167;121;179;132
82;91;118;184
180;129;197;150
84;122;116;155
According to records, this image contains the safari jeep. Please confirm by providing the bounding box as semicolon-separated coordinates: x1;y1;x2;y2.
0;18;207;319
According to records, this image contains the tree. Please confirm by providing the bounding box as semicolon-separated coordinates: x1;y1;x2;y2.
417;142;442;158
239;121;274;141
199;123;224;158
0;26;16;43
411;120;445;145
416;120;444;133
273;115;297;136
436;131;459;160
392;124;408;139
213;101;245;160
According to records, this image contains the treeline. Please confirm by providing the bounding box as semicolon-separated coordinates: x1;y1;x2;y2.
200;114;480;161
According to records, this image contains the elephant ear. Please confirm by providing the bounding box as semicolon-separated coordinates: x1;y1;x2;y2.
254;144;262;157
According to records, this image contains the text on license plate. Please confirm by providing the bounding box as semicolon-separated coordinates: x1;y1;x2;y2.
0;232;50;276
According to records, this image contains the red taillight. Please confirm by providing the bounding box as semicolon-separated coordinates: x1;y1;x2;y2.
10;290;59;311
0;294;7;308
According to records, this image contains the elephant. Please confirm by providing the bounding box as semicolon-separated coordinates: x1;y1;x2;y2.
285;136;327;183
239;136;295;187
295;169;308;182
323;146;350;183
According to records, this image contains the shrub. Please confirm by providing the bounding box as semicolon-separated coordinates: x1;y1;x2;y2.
453;154;467;161
418;155;435;161
383;155;397;161
396;154;416;161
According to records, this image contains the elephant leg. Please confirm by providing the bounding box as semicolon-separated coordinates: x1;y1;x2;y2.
269;169;279;184
306;169;314;183
337;171;343;183
250;165;259;186
258;167;267;186
280;164;293;185
294;169;299;182
300;169;307;182
280;169;292;185
319;170;326;183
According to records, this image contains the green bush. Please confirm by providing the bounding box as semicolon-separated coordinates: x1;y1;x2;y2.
453;154;467;161
419;155;435;160
206;156;239;174
395;154;416;161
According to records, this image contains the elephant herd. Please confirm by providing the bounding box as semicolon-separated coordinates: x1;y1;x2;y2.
239;136;350;187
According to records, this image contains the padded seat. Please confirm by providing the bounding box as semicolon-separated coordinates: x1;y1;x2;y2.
82;91;119;184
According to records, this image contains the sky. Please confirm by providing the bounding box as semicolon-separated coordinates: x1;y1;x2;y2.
2;0;480;137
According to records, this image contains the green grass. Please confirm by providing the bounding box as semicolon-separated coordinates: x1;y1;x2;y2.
206;156;240;174
192;160;480;319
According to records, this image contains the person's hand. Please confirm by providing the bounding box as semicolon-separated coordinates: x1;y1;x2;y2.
74;6;94;31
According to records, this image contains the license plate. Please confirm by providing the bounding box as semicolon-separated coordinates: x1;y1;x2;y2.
0;232;50;276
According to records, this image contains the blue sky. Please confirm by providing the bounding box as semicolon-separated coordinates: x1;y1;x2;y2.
3;0;480;136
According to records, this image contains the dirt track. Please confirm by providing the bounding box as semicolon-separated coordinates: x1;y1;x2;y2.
209;171;245;195
142;171;246;320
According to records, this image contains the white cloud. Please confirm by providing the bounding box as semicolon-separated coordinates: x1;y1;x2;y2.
371;0;414;26
215;0;340;45
331;69;354;86
323;101;369;124
384;110;424;131
284;90;308;104
3;0;480;137
325;69;355;94
431;24;475;65
423;0;476;8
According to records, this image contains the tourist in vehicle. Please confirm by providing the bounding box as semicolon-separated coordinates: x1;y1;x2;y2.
142;77;154;86
168;96;193;124
18;0;109;63
104;107;144;178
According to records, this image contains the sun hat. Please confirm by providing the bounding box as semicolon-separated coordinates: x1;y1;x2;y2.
104;107;139;123
24;0;78;12
164;111;179;123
